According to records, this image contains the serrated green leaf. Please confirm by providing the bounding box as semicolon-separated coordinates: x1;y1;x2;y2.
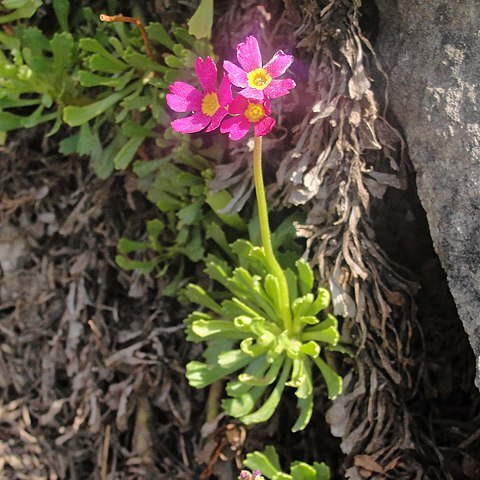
205;222;231;255
227;268;278;324
291;392;313;433
217;348;249;368
146;218;164;251
76;123;97;156
244;447;282;478
185;284;222;314
205;189;247;231
90;133;117;180
296;259;314;296
204;257;231;285
187;0;213;39
63;91;125;126
238;355;284;386
272;474;292;480
188;319;250;341
264;274;281;311
285;267;298;304
50;32;75;73
0;0;41;23
292;294;314;318
177;198;202;226
52;0;69;31
313;357;342;400
240;357;292;425
313;462;330;480
117;237;149;254
113;133;146;170
222;385;266;418
115;254;157;274
286;357;306;389
0;111;24;131
240;337;268;357
89;53;128;73
186;354;250;388
299;341;320;358
173;27;196;47
180;225;204;262
164;54;185;69
133;158;169;177
296;316;319;326
78;70;133;89
0;29;20;49
311;288;331;315
290;462;317;480
225;354;269;397
79;38;126;68
123;51;168;73
300;326;339;346
145;22;175;50
58;133;79;155
222;299;262;320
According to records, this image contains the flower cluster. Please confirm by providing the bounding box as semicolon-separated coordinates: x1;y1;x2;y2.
239;469;264;480
166;36;295;140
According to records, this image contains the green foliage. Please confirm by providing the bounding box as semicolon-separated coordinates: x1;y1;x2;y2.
185;239;343;432
243;446;330;480
0;0;42;24
115;137;247;296
60;18;214;177
0;1;214;178
187;0;213;40
0;24;78;135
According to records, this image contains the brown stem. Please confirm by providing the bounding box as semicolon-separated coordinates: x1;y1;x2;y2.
99;14;154;61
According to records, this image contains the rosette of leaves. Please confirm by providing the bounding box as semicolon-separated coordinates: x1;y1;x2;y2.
184;239;343;432
243;445;330;480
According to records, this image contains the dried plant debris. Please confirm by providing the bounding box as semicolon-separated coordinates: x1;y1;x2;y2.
0;131;204;479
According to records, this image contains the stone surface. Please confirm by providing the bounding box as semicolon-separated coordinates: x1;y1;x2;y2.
375;0;480;386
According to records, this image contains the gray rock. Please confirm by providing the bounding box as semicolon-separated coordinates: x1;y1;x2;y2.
375;0;480;386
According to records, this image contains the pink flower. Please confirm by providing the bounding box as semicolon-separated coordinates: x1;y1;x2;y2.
166;56;232;133
223;36;295;101
220;95;275;141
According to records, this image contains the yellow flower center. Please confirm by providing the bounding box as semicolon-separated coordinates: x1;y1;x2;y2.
201;92;220;116
244;102;265;123
247;68;272;90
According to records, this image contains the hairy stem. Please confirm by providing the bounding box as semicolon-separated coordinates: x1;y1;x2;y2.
253;136;293;334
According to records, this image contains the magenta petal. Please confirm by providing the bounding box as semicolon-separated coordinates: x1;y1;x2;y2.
254;116;275;137
262;98;272;115
171;112;210;133
220;116;251;141
236;36;262;71
238;86;264;101
264;51;294;78
195;56;217;93
223;60;248;87
166;82;202;112
205;107;228;132
217;74;232;106
263;78;296;98
228;95;249;114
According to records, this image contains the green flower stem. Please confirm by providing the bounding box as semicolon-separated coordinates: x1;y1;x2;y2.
253;135;293;334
